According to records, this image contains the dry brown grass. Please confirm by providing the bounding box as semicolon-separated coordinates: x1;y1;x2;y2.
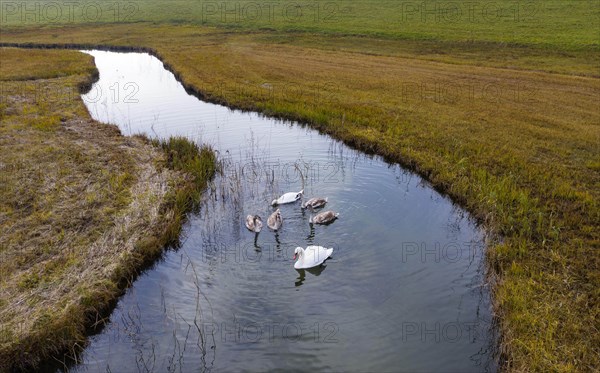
0;48;215;371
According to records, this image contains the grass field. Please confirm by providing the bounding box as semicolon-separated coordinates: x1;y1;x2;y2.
1;0;599;49
1;1;599;371
0;48;215;371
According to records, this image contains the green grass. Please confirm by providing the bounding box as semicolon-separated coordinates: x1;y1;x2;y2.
1;1;599;50
0;48;216;371
153;137;217;245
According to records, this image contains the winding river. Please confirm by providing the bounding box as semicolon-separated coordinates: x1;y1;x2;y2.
71;50;497;372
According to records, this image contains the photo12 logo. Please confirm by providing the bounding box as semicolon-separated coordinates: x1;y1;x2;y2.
201;321;339;343
1;2;140;24
402;321;480;343
400;1;539;23
200;1;352;24
201;241;341;265
223;159;345;185
211;80;341;108
0;81;80;105
399;79;539;104
400;241;484;263
83;81;140;104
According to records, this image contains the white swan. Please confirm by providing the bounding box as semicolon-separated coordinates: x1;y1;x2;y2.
245;215;263;233
293;246;334;269
271;190;303;206
267;209;283;231
301;197;328;210
309;210;339;225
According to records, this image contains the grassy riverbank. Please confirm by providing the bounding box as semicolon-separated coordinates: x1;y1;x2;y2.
1;1;598;370
0;48;215;371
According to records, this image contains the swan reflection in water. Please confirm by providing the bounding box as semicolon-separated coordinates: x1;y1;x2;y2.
306;225;315;243
253;232;260;250
295;265;327;287
253;231;283;251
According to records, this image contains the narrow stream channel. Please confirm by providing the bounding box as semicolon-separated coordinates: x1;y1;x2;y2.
72;50;497;372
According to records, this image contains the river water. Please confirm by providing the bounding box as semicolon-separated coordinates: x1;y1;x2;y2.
72;50;496;372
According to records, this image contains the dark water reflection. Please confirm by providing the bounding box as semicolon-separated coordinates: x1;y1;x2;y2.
70;50;497;372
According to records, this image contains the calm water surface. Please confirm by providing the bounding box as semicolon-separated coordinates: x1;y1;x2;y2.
72;50;497;372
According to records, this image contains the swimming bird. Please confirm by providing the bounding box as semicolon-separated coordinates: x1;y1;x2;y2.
293;246;334;269
245;215;263;233
271;190;303;206
301;197;328;210
267;209;283;231
309;210;339;225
